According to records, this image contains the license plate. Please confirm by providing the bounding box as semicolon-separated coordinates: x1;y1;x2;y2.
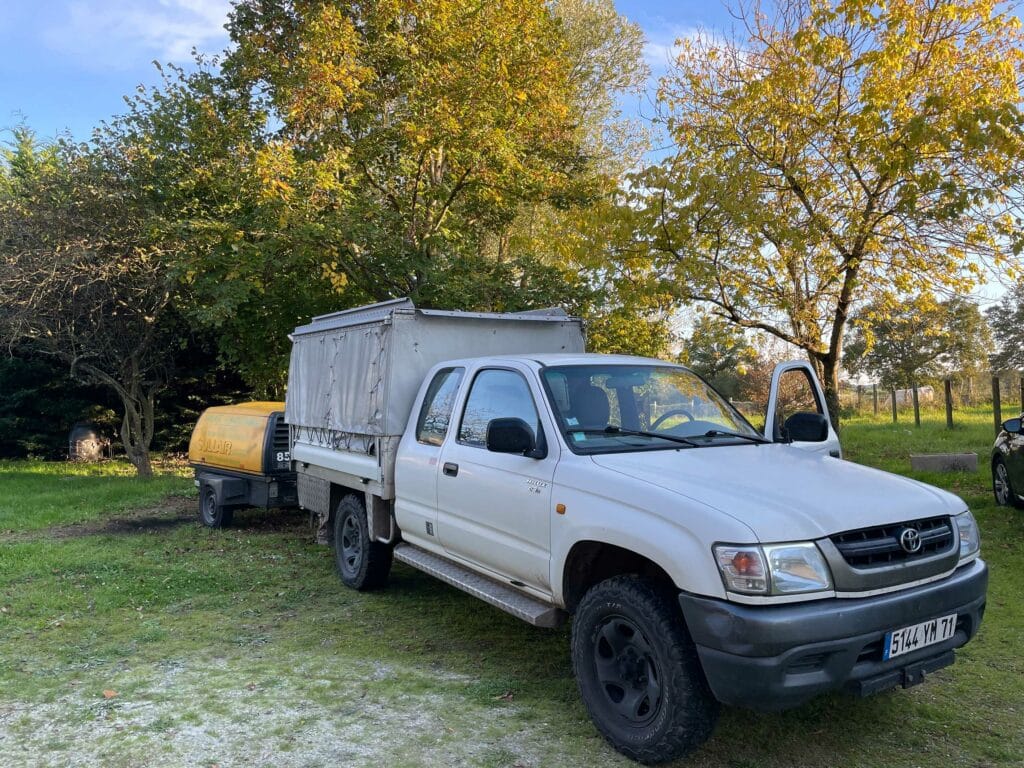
883;613;957;660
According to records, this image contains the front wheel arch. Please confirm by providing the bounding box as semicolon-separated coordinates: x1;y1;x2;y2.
562;541;677;614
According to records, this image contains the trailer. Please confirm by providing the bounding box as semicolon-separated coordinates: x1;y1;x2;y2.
188;401;298;527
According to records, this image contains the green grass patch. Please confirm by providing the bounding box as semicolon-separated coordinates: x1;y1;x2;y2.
0;459;192;532
0;420;1022;766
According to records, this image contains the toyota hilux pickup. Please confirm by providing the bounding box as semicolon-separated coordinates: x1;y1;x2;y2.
265;299;986;763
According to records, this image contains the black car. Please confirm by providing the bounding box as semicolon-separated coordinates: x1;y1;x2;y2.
993;415;1024;508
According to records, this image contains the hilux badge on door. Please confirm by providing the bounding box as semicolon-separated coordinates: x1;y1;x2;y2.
899;527;923;554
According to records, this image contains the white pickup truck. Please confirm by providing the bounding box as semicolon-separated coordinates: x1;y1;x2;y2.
284;299;987;764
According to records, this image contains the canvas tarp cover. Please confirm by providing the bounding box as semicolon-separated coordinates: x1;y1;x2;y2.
286;323;392;436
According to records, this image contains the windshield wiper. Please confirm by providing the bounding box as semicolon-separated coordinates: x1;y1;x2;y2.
582;426;699;447
703;429;769;444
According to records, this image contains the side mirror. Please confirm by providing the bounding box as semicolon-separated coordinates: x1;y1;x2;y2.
486;418;542;457
1002;418;1022;434
782;412;829;443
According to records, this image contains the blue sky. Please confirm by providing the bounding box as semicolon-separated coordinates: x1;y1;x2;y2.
0;0;734;142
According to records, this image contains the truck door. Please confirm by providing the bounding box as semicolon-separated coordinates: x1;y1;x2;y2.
436;365;556;591
763;361;842;458
393;366;466;549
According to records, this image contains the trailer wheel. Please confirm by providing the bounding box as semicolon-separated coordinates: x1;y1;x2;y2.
333;495;392;590
572;575;718;764
199;483;234;528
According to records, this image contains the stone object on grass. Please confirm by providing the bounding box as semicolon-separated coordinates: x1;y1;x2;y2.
909;453;978;473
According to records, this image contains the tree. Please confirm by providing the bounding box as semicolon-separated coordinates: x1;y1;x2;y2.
988;284;1024;373
223;0;595;310
0;130;178;475
845;296;992;388
679;315;760;400
107;62;357;396
641;0;1024;425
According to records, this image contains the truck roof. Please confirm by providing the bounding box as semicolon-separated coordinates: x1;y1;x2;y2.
439;353;687;368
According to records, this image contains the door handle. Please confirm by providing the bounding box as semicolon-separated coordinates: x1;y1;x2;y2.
442;462;459;477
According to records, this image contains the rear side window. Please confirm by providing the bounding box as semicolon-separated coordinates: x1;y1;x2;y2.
416;367;465;446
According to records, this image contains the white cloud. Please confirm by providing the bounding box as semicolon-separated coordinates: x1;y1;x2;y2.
42;0;232;70
642;25;700;75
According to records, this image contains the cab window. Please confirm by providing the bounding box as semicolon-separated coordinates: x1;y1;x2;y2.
458;369;540;447
416;367;464;446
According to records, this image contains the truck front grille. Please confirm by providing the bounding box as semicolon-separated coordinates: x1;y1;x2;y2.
830;516;955;569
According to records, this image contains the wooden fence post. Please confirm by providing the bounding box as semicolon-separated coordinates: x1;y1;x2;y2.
993;376;1002;435
891;387;898;423
912;384;920;427
856;385;862;411
872;384;878;416
944;379;954;429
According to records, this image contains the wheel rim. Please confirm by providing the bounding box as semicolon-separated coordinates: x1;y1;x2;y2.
592;615;663;726
995;462;1011;505
202;490;216;524
340;514;362;576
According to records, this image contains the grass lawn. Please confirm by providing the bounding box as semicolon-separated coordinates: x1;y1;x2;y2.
0;414;1022;768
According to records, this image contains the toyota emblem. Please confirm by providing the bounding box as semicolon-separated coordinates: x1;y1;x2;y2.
899;527;923;554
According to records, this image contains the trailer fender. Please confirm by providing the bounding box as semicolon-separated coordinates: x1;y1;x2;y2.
201;475;250;507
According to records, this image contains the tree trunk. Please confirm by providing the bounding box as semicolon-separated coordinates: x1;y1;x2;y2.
118;392;154;478
80;361;158;477
120;414;153;477
817;354;842;432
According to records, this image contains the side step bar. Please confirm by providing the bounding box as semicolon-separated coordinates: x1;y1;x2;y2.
393;543;567;628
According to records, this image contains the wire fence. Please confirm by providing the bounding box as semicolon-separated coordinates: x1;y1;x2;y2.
839;374;1024;433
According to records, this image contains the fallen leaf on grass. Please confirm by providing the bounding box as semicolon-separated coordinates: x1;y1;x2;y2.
102;690;117;699
493;691;514;701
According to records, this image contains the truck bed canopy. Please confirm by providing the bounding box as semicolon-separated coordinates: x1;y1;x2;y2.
285;298;585;438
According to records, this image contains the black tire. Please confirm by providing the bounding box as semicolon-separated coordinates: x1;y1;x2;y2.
572;575;719;764
993;457;1023;508
199;483;234;528
332;495;392;590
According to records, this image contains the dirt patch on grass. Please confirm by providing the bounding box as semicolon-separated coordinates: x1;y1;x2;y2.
0;497;312;544
0;496;197;542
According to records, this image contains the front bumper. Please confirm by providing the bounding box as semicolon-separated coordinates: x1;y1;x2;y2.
678;558;988;711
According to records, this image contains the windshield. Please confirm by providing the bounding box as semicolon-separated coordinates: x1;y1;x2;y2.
541;364;761;454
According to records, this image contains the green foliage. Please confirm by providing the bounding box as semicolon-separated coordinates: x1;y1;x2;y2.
987;283;1024;373
106;62;352;395
0;128;185;475
639;0;1024;418
585;308;672;358
0;355;117;460
221;0;595;313
679;316;760;399
846;296;993;388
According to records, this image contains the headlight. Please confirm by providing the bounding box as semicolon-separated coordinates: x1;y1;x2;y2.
763;542;833;594
714;542;832;596
955;510;981;560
